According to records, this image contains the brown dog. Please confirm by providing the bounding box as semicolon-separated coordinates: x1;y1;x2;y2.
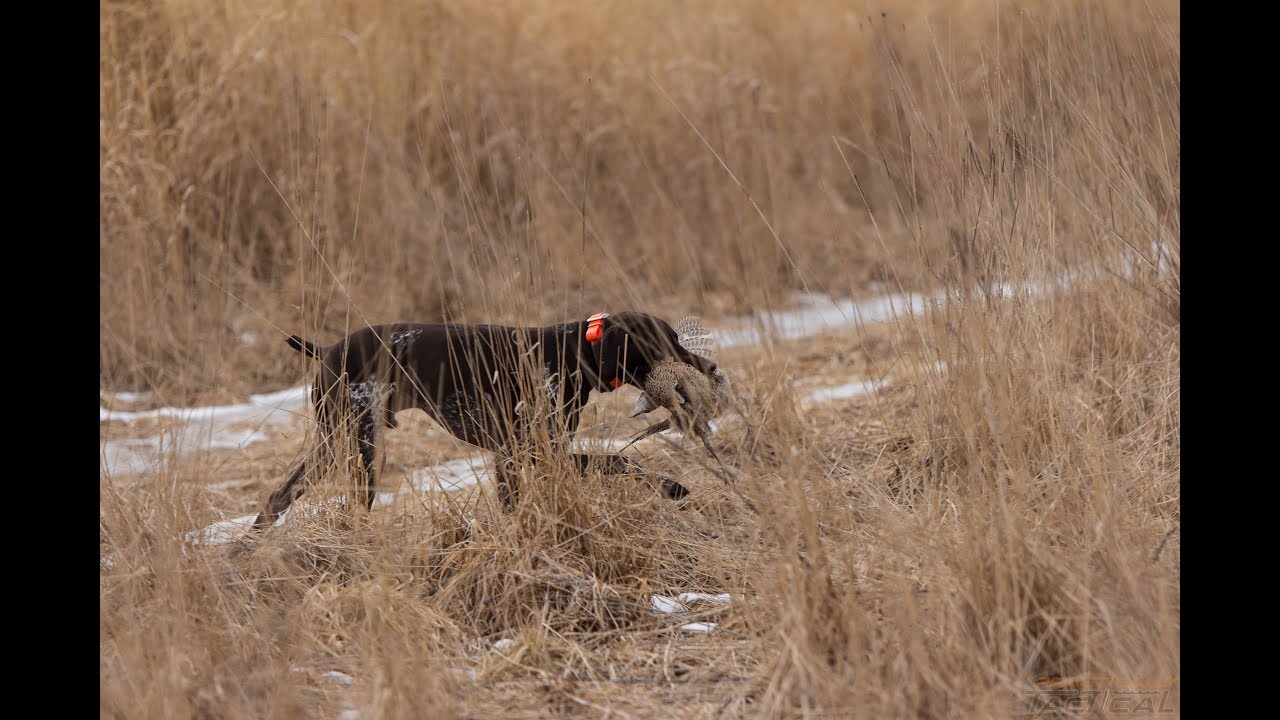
254;312;721;527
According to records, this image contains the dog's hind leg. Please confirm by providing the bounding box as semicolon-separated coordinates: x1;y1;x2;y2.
254;400;340;530
255;460;309;528
349;383;382;511
494;452;522;510
255;380;383;528
355;413;380;510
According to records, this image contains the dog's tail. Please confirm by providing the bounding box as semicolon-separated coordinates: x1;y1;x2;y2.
286;335;323;358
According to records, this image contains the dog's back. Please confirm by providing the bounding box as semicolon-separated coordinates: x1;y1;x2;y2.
291;321;589;452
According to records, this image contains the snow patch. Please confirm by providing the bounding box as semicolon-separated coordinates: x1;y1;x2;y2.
715;275;1080;350
802;379;883;405
187;514;264;546
100;385;308;425
651;595;686;614
719;292;930;348
101;427;270;477
187;492;388;547
651;592;729;634
652;592;731;615
410;454;492;493
321;671;353;686
676;592;730;605
100;385;308;477
105;390;152;405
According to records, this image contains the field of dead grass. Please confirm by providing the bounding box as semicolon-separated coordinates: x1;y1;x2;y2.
101;1;1179;717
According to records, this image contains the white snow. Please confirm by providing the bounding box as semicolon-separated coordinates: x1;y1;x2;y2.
410;454;492;493
100;437;170;476
100;385;308;477
187;513;264;546
101;428;270;477
714;272;1090;350
651;595;686;614
106;390;152;405
321;671;354;686
187;489;405;546
651;592;729;633
719;291;931;348
100;385;308;425
676;592;730;605
652;592;731;617
802;379;883;405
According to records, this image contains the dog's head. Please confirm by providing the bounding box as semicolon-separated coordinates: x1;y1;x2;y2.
593;311;725;400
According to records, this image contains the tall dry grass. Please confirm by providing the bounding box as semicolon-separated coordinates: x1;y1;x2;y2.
101;0;1178;717
102;0;1175;400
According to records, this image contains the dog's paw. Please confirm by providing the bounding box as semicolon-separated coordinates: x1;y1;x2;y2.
660;477;690;501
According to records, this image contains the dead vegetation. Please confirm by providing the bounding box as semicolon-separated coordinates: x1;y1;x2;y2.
101;1;1179;717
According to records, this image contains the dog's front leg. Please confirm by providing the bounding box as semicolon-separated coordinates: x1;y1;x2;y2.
568;453;689;500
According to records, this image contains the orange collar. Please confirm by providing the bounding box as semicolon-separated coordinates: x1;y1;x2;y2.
586;312;608;345
585;312;624;388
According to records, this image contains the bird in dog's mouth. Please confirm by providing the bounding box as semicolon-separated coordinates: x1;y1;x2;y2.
621;316;730;462
621;316;756;513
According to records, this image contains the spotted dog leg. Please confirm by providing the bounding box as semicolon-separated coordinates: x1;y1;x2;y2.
494;453;522;510
348;382;384;511
255;460;308;527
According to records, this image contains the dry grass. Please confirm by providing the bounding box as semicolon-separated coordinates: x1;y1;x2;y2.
101;0;1179;717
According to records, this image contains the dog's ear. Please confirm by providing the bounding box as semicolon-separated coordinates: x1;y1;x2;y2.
598;312;726;392
596;314;680;390
596;322;631;390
